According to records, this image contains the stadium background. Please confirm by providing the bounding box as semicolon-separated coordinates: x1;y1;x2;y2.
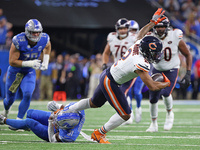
0;0;200;100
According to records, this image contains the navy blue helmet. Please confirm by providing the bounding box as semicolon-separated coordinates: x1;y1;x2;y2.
139;36;163;63
153;15;170;38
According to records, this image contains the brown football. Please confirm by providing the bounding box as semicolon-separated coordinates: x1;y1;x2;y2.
151;73;164;82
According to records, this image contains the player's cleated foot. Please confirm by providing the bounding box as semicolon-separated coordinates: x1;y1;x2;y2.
135;107;142;123
0;114;6;125
91;129;111;144
8;125;30;132
2;109;9;118
146;122;158;132
164;111;174;131
121;111;134;125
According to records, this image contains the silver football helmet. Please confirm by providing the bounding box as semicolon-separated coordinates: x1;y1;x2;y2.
25;19;43;42
129;20;139;33
55;108;80;129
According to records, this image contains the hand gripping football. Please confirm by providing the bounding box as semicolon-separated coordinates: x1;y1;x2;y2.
151;73;164;82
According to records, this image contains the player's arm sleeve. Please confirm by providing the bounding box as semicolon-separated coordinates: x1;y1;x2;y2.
174;29;183;45
48;119;57;142
135;62;150;73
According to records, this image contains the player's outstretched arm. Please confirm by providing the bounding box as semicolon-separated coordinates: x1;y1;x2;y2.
40;41;51;70
136;70;170;91
48;114;61;142
102;43;111;70
136;8;166;41
178;40;192;88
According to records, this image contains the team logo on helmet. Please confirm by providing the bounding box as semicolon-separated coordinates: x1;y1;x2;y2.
149;43;157;50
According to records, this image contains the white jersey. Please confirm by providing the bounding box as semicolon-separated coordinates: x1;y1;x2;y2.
110;40;150;85
149;29;183;71
107;32;136;62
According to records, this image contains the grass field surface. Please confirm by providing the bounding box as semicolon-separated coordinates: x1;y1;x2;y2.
0;100;200;150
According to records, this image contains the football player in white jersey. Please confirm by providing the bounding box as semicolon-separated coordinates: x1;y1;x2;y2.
146;16;192;132
102;18;137;125
67;8;169;144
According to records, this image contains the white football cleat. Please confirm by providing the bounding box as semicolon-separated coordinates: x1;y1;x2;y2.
0;114;6;125
164;111;174;131
146;122;158;132
135;107;142;123
121;111;134;125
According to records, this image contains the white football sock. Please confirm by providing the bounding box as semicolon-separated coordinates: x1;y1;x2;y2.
162;95;173;112
103;113;126;132
150;103;158;121
69;98;90;111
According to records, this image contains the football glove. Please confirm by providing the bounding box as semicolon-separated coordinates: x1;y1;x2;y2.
47;101;63;112
162;73;171;87
179;70;191;88
22;59;41;70
102;64;107;71
150;8;166;25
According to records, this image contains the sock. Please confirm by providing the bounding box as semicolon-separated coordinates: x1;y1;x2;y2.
99;113;125;134
6;119;27;129
69;98;90;111
150;103;158;121
126;96;132;110
162;95;173;113
135;94;142;108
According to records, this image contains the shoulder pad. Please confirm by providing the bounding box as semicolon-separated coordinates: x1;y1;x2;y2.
12;33;26;50
107;32;116;42
173;28;183;40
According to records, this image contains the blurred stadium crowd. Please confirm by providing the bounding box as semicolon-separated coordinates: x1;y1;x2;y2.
1;0;200;100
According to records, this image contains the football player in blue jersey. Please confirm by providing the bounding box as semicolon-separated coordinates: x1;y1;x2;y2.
0;102;85;142
2;19;51;124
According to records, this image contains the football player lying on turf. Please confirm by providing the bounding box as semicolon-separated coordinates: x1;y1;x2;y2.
0;102;85;142
68;8;170;144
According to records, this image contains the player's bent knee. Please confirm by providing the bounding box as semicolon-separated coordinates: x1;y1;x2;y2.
150;98;158;104
26;109;34;118
23;92;32;99
121;114;130;121
24;118;34;128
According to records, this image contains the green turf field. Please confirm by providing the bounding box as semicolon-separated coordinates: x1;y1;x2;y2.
0;100;200;150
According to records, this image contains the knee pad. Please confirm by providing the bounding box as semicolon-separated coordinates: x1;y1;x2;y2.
23;92;32;99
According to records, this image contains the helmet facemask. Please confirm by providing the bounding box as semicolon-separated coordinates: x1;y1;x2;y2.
153;16;170;39
25;19;43;42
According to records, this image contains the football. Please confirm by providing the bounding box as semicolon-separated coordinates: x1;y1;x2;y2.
151;73;164;82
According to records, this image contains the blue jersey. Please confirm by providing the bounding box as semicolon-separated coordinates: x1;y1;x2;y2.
59;103;85;142
9;32;50;73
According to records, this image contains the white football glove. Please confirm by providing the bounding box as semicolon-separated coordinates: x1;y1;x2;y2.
47;101;62;112
22;59;41;70
40;62;48;70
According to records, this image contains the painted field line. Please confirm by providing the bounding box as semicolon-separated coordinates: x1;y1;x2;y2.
81;128;200;134
107;135;200;140
1;140;200;147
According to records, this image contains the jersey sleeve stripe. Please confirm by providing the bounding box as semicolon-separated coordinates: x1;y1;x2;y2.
136;64;149;72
